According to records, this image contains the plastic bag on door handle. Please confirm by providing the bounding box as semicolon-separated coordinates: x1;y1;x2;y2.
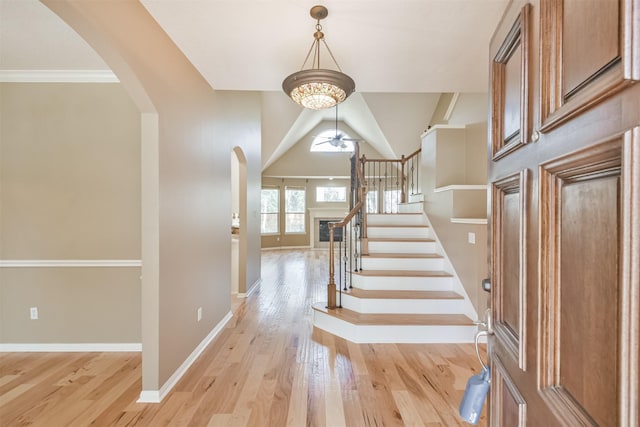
459;366;490;425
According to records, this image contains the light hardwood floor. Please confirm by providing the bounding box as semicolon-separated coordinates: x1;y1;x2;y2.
0;249;487;426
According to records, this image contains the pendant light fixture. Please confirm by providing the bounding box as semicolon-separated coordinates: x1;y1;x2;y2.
282;5;356;110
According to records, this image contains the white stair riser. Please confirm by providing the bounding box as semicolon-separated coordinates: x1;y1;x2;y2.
367;214;427;226
368;240;436;253
339;293;465;314
361;257;444;271
367;227;431;239
352;274;453;291
313;311;477;343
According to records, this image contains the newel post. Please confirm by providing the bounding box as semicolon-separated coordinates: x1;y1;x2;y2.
327;223;337;309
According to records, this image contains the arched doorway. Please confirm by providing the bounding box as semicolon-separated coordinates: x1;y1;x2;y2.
231;147;248;296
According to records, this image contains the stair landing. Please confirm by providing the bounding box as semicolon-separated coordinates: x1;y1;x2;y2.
312;303;476;343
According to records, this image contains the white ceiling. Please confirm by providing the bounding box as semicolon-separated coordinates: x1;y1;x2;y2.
0;0;509;170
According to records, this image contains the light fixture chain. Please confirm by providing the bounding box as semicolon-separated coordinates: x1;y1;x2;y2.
299;39;318;71
314;32;321;69
321;38;343;72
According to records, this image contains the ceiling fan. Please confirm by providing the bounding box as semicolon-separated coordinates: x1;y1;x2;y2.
315;104;362;149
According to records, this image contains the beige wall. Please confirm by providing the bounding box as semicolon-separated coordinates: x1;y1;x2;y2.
421;123;490;316
425;195;489;316
43;0;262;395
0;82;141;343
447;93;489;126
155;91;261;386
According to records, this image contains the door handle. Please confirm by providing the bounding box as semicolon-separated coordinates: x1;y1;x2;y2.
474;308;494;335
482;278;491;293
473;308;493;370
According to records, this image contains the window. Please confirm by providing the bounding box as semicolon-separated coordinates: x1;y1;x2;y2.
366;190;378;213
384;189;401;213
260;188;279;234
285;187;306;233
316;186;347;202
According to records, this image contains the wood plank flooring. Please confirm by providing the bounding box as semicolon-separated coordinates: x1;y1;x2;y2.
0;249;487;426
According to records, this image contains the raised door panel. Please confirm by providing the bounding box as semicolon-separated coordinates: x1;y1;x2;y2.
538;132;640;426
540;0;640;131
491;4;532;160
491;356;527;427
559;176;619;426
562;0;619;96
491;171;528;370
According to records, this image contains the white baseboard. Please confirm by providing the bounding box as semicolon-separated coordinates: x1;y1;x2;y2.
245;279;262;298
137;390;161;403
260;245;311;251
238;278;262;298
137;311;233;403
0;343;142;352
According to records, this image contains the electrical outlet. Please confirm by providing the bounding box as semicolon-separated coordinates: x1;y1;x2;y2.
30;307;38;320
197;307;202;322
468;232;476;245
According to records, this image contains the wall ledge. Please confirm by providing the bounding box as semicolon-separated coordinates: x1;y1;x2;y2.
450;218;488;225
434;184;487;193
0;259;141;267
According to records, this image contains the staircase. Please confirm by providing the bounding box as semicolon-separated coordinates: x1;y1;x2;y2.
312;202;478;343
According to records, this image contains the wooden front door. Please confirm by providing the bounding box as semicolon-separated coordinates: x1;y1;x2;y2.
487;0;639;425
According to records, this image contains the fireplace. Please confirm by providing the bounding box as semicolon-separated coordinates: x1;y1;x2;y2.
308;208;348;249
318;220;343;242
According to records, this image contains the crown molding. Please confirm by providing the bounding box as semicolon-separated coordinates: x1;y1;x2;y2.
0;70;119;83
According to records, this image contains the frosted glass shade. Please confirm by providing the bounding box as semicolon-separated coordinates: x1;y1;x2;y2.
282;69;355;110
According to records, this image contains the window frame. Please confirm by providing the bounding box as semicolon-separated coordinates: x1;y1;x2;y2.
285;186;306;234
260;187;280;235
316;186;347;203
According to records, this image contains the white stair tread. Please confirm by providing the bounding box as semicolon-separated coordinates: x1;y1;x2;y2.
364;252;442;259
368;224;428;228
312;303;472;326
346;288;463;300
354;270;452;278
368;237;435;242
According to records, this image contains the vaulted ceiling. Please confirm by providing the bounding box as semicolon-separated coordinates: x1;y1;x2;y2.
0;0;509;170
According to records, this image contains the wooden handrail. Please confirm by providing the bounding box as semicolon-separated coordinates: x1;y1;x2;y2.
404;147;421;161
331;200;364;229
361;149;420;165
325;145;421;310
